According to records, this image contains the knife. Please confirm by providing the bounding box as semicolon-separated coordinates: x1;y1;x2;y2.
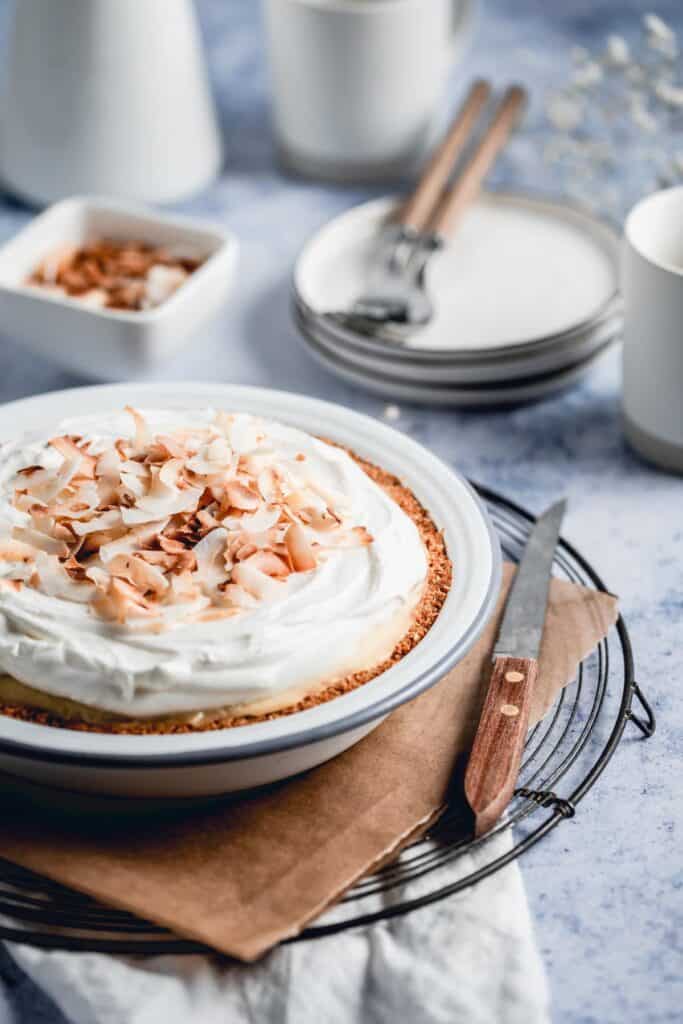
464;499;567;837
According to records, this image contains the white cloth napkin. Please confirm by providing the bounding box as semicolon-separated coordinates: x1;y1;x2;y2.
1;831;550;1024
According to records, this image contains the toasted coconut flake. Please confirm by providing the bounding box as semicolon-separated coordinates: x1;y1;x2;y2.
91;576;156;623
28;507;55;534
234;543;258;562
98;520;169;563
306;510;342;533
34;551;94;602
48;479;101;519
125;406;150;453
108;553;169;597
219;583;258;610
169;571;201;604
96;447;121;480
5;408;377;625
137;549;177;571
62;555;88;581
243;550;290;577
155;434;187;459
193;527;230;592
0;540;37;563
158;458;183;489
315;526;372;549
158;534;188;555
286;488;328;516
121;481;203;525
224;481;260;512
240;504;281;533
12;526;69;558
353;526;373;546
231;562;283;602
226;416;259;455
242;451;276;479
193;606;242;622
78;523;128;556
0;578;22;592
207;437;231;462
23;456;82;503
49;436;96;478
117;473;145;502
196;508;222;533
120;459;148;479
0;540;36;582
285;523;317;572
84;565;110;588
256;467;281;502
13;491;38;514
72;508;122;537
52;521;78;542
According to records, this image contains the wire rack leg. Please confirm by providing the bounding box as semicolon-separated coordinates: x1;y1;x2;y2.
626;681;656;738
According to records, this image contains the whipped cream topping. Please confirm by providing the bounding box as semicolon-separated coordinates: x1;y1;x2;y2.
0;409;428;718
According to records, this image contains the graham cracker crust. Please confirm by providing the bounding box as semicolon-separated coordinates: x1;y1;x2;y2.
0;447;452;735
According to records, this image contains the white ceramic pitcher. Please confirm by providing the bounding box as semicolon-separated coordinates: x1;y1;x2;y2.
0;0;223;206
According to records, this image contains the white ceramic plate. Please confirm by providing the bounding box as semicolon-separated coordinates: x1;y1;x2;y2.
294;192;620;359
0;383;501;798
296;296;621;385
297;325;614;407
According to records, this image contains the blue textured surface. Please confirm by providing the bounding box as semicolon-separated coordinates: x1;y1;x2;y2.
0;1;681;1022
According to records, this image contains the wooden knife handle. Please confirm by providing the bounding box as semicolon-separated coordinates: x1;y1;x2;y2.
464;655;537;837
399;79;491;234
428;84;527;240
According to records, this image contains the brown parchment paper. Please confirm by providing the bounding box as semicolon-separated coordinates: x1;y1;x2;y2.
0;564;618;961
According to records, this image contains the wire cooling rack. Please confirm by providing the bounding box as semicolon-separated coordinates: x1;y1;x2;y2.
0;484;655;955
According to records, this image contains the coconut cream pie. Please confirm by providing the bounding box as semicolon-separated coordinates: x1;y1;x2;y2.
0;407;451;733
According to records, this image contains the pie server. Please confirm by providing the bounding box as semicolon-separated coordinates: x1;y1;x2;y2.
465;498;567;837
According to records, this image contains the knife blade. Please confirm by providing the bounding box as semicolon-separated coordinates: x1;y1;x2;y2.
464;499;566;837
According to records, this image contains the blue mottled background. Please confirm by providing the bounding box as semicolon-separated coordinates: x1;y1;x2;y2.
0;1;681;1021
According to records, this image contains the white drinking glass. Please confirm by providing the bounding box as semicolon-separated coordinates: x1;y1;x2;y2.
622;185;683;473
263;0;476;181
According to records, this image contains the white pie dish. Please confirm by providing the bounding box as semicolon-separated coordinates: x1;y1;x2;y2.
0;383;500;798
0;197;238;380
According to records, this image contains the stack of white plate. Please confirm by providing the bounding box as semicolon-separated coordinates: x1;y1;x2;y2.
293;192;622;406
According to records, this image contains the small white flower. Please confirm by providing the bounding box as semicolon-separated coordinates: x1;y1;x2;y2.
630;94;658;133
546;94;583;132
382;404;401;423
644;13;675;43
644;14;678;58
654;80;683;109
605;34;630;67
572;62;604;89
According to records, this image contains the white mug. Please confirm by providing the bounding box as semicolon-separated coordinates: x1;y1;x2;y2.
0;0;223;206
263;0;476;181
622;185;683;474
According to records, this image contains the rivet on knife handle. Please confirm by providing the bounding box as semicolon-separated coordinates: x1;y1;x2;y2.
464;655;537;837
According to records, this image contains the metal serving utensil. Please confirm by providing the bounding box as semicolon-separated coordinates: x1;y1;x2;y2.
464;498;567;837
326;83;527;343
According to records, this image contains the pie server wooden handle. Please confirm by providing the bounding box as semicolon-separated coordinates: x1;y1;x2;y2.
464;655;538;837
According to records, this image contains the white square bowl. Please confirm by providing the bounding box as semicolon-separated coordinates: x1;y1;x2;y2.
0;196;238;379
